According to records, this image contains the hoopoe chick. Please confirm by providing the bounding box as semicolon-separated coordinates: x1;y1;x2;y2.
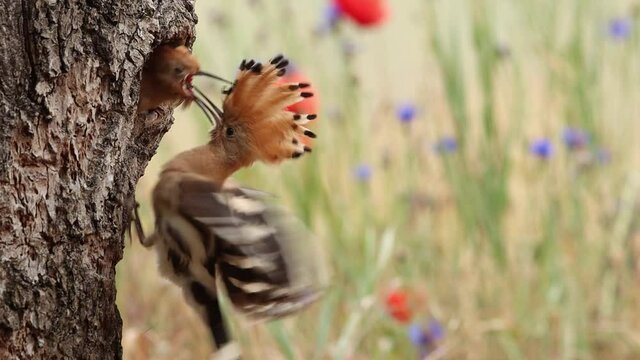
137;45;200;113
140;55;323;359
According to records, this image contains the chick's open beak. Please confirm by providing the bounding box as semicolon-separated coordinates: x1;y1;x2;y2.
182;74;195;97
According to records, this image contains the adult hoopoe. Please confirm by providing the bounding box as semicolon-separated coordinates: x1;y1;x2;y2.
138;55;325;359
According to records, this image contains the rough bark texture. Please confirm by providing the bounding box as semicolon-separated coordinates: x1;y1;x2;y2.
0;0;197;358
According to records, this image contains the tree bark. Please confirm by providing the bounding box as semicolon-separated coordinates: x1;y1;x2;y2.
0;0;196;358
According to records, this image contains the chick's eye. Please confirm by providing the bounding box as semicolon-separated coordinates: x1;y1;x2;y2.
174;66;185;76
225;127;235;138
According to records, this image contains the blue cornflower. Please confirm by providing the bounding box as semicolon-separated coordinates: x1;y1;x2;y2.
396;103;417;124
325;3;342;26
353;163;373;182
342;40;359;57
284;61;298;75
434;137;458;154
408;323;429;346
316;3;343;35
608;17;633;40
408;319;445;358
562;127;590;150
427;319;444;341
595;148;611;164
529;138;553;159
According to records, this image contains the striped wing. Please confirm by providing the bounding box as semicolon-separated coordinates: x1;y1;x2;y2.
179;183;326;320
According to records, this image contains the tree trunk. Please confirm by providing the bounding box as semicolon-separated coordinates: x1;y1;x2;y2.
0;1;196;358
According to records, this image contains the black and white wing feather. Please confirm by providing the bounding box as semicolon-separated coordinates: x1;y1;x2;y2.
178;183;326;321
143;176;325;358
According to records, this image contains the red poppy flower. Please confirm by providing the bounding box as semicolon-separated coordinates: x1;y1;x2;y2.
334;0;388;27
385;289;412;323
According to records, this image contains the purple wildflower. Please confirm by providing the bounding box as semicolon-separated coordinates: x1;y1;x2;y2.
562;127;590;150
396;103;417;124
595;148;612;164
434;137;458;154
284;61;298;75
408;323;429;346
529;138;553;159
325;3;342;25
316;3;343;35
408;319;445;358
427;319;444;341
341;40;359;57
353;163;373;182
608;17;633;40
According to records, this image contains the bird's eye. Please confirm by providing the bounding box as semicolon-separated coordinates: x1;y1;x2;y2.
174;66;186;77
225;127;235;138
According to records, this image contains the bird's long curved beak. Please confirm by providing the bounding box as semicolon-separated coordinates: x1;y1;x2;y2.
195;71;234;85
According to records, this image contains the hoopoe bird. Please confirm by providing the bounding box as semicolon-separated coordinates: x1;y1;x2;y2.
138;55;324;359
137;45;203;113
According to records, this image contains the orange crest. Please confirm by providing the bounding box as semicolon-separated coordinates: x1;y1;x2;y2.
220;55;317;163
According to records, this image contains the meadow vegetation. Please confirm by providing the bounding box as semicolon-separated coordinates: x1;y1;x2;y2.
118;1;640;358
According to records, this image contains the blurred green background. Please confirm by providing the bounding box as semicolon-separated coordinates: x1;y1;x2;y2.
117;0;640;359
